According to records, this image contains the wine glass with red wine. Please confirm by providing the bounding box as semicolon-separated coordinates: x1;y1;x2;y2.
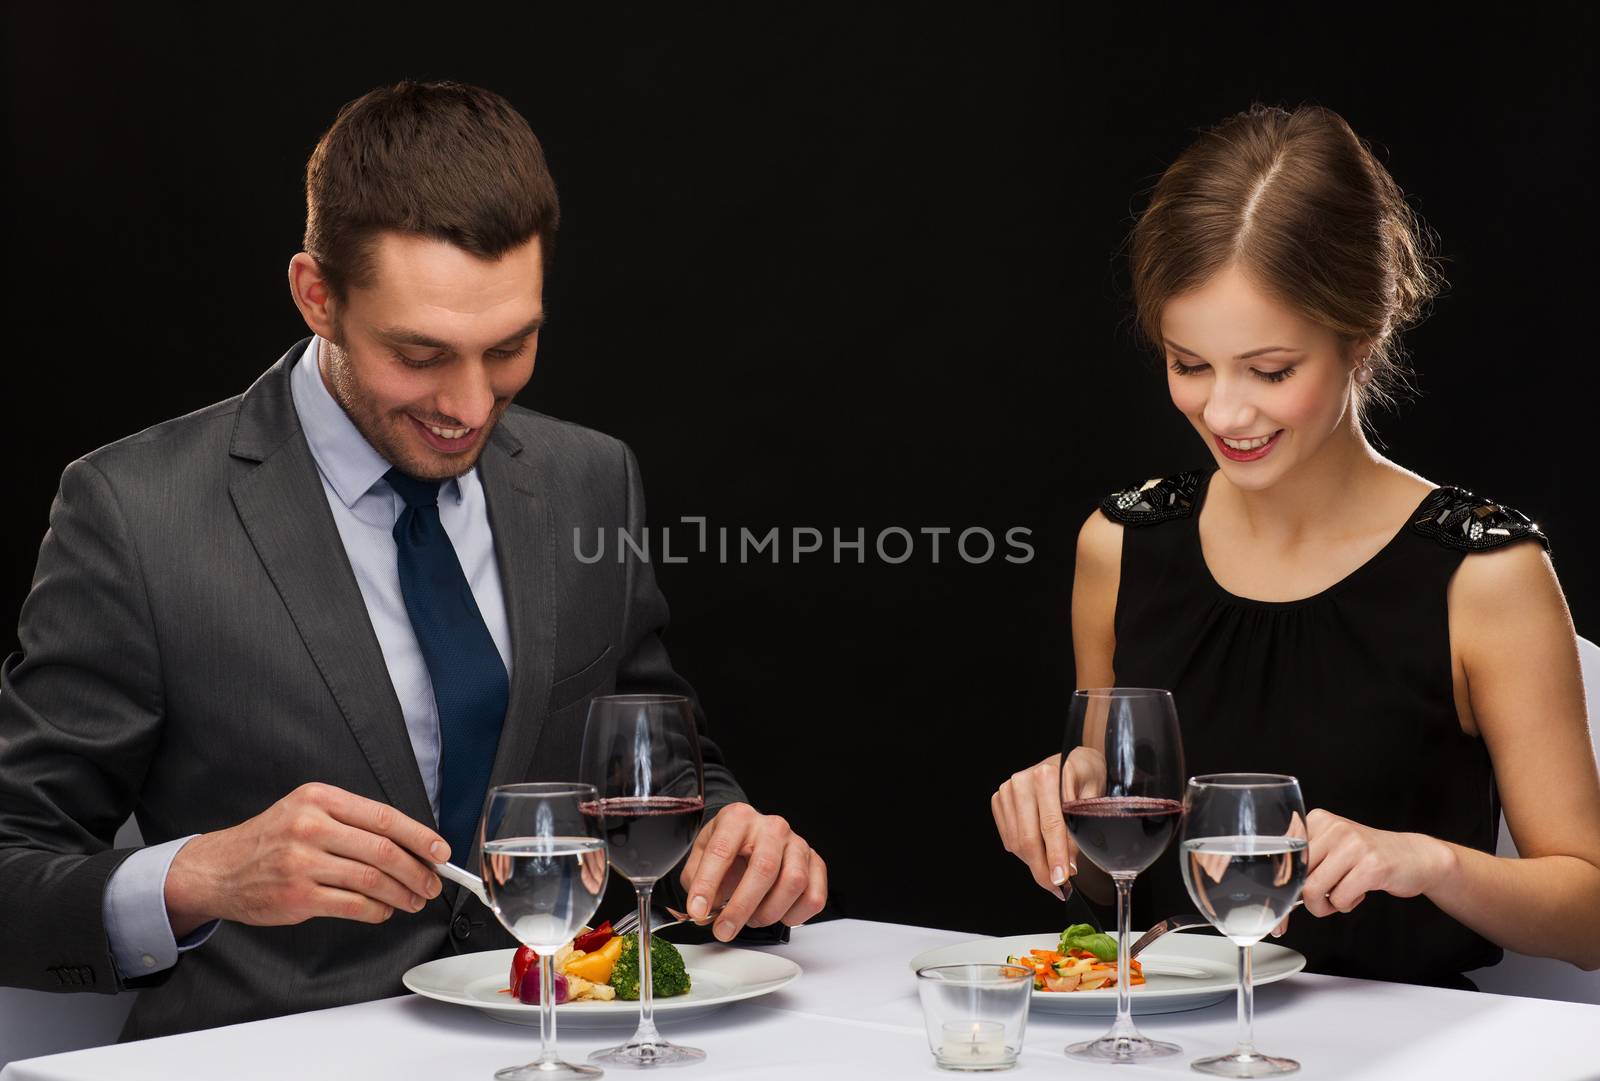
1061;687;1186;1063
579;694;707;1068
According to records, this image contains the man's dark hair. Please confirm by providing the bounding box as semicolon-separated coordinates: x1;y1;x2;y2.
303;80;560;299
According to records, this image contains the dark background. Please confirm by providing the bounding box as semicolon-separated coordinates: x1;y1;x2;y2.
5;5;1594;936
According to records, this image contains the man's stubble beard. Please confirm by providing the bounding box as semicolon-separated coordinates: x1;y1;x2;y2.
322;333;503;482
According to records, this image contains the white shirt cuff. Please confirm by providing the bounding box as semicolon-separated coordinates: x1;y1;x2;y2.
102;834;219;981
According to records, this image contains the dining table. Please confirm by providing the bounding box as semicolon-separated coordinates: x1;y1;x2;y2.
3;917;1598;1080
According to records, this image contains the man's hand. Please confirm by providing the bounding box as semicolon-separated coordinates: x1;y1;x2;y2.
164;782;448;937
679;804;827;942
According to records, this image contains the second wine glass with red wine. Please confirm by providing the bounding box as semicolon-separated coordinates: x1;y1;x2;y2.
1060;687;1186;1063
579;694;707;1068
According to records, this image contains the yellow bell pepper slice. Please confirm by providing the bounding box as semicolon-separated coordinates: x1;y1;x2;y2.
564;934;623;985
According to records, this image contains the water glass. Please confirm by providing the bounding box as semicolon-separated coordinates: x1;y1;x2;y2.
1179;773;1308;1077
480;782;609;1080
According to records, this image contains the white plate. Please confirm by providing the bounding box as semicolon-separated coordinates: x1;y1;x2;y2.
908;931;1305;1015
404;944;802;1027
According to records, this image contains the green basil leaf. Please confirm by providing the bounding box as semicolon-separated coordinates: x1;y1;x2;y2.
1059;923;1118;962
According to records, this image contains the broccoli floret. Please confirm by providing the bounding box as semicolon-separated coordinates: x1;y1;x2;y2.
611;932;691;1000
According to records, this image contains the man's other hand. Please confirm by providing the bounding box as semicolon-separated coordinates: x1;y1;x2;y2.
164;782;448;937
679;803;827;942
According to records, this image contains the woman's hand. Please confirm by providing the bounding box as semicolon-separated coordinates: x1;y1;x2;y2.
1276;809;1455;932
991;748;1107;898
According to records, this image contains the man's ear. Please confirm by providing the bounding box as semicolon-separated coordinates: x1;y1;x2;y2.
288;253;339;341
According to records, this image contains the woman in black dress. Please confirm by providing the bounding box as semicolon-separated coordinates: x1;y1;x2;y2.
991;104;1600;988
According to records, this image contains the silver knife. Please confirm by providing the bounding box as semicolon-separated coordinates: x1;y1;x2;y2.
433;861;489;907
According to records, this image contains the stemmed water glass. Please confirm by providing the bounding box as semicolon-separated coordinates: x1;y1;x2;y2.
1060;687;1186;1062
1180;774;1308;1077
479;783;610;1080
580;695;707;1068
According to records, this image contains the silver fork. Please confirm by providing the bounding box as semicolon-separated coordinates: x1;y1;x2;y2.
611;901;727;938
1130;898;1305;959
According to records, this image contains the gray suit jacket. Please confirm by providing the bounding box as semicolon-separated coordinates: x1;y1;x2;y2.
0;339;747;1039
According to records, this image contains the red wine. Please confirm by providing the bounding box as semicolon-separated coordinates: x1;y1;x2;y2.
1062;796;1183;875
581;796;705;883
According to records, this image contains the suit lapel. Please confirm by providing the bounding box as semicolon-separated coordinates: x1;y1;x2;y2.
475;427;558;835
230;344;558;908
228;342;435;828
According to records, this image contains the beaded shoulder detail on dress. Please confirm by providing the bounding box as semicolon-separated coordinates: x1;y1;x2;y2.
1098;470;1207;526
1410;486;1550;554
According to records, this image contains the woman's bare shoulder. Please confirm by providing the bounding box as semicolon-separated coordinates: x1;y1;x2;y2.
1079;504;1124;567
1451;536;1560;609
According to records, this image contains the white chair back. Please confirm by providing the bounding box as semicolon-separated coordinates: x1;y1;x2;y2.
1471;634;1600;1003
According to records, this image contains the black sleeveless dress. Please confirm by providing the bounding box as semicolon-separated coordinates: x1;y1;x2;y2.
1099;465;1550;989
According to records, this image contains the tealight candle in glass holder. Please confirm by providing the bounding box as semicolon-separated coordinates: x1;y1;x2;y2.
916;964;1033;1071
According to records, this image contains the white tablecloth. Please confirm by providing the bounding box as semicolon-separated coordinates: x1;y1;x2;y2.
5;918;1599;1080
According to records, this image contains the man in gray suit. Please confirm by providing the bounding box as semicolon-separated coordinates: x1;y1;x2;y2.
0;81;827;1040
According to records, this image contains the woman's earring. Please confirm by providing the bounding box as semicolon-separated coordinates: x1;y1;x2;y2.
1354;364;1373;386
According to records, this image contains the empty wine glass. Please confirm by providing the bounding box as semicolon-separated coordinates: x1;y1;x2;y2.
1180;773;1308;1077
580;695;707;1068
480;783;609;1080
1061;687;1186;1062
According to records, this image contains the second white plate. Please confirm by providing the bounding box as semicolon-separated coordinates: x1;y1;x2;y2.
908;931;1305;1015
405;944;802;1027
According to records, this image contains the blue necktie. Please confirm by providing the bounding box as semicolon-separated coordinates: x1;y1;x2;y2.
386;469;509;866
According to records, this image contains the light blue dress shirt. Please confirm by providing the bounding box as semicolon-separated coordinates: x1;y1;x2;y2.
102;335;513;980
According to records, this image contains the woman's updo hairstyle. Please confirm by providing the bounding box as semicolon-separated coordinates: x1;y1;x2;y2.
1128;103;1445;428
